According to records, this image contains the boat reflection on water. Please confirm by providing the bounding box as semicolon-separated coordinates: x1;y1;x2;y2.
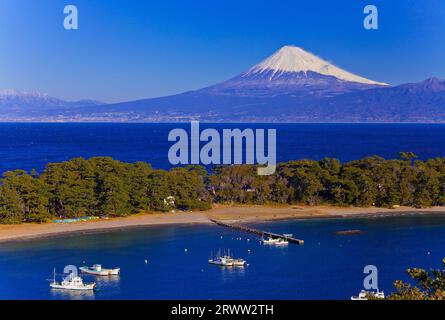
50;288;96;300
220;265;246;275
218;262;247;283
95;276;121;290
92;274;122;297
95;275;121;286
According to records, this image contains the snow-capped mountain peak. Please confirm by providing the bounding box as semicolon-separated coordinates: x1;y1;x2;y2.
0;89;104;117
0;89;20;96
246;45;388;86
0;89;49;98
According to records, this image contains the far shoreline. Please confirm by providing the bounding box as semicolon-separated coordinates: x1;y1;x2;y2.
1;205;445;244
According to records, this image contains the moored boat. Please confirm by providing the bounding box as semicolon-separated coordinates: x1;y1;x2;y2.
208;256;234;267
209;250;247;267
351;290;385;300
261;237;280;245
49;269;96;291
80;264;120;276
273;238;289;246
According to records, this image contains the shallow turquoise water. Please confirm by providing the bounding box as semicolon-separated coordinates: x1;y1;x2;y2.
0;213;444;300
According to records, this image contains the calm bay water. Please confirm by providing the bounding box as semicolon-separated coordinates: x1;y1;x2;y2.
1;123;445;300
0;214;445;300
1;123;445;174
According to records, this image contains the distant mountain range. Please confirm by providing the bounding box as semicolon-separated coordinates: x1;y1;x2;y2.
2;45;445;122
0;89;103;117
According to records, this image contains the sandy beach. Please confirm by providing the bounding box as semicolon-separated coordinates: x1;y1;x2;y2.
1;205;445;244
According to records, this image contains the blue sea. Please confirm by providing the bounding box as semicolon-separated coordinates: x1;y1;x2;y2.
0;214;445;300
1;123;445;300
1;123;445;174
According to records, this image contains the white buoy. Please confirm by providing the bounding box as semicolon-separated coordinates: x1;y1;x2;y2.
144;259;148;264
428;251;431;255
185;249;188;253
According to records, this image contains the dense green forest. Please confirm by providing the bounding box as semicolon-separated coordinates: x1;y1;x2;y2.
1;152;445;224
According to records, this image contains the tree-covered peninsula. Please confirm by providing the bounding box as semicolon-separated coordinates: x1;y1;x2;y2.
1;152;444;224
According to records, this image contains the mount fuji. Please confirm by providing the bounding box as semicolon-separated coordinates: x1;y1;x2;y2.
207;45;388;97
4;45;445;122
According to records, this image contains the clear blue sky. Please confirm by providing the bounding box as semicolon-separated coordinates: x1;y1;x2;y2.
1;0;444;103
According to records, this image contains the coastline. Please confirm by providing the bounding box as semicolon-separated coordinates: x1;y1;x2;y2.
1;205;445;244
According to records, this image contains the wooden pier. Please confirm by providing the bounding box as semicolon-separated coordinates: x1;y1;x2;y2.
210;219;304;245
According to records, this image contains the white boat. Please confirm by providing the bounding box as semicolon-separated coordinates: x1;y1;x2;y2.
208;256;234;267
273;239;289;246
49;269;96;291
351;290;385;300
80;264;120;276
261;237;280;245
209;250;247;267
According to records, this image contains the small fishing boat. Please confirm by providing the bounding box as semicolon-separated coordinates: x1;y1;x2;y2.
351;290;385;300
49;269;96;291
273;238;289;246
209;250;247;267
80;264;120;276
208;256;234;267
261;237;280;245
